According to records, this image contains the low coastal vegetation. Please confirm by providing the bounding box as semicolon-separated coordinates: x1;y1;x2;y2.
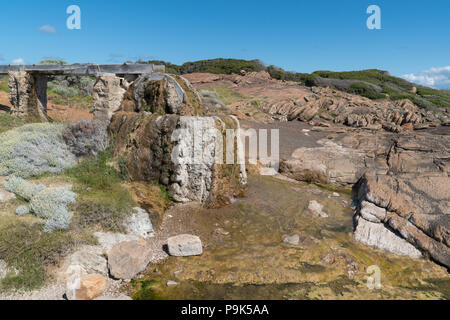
0;119;136;290
0;76;8;93
144;58;450;109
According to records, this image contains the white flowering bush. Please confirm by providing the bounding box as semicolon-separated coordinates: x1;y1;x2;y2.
30;187;77;232
5;175;45;201
0;123;77;178
5;176;77;232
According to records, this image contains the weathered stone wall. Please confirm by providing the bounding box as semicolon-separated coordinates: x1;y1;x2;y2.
109;113;247;204
8;71;48;120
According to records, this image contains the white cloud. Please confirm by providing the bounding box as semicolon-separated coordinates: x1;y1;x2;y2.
11;58;26;65
38;25;57;34
402;66;450;90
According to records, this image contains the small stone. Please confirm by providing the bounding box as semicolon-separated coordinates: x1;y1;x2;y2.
214;228;230;236
15;205;30;216
167;280;179;287
308;200;328;218
283;234;300;245
174;269;184;276
167;234;203;257
108;241;151;280
331;192;340;198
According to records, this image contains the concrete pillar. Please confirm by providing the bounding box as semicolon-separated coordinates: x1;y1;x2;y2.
8;71;47;120
92;75;126;124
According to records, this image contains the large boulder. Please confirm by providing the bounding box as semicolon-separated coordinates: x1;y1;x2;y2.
107;241;152;280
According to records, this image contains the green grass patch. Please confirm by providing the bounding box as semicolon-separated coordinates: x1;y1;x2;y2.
0;77;9;93
0;113;24;134
0;222;95;291
66;149;135;232
48;88;93;110
204;87;247;105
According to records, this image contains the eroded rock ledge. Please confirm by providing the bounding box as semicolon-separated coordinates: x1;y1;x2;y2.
280;128;450;267
355;174;450;267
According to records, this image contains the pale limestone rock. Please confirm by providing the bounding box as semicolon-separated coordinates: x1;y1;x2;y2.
359;201;386;223
67;246;108;276
354;217;422;258
124;207;154;239
170;117;218;202
167;234;203;257
283;234;300;245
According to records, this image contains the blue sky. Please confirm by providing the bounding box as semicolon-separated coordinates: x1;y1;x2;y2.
0;0;449;87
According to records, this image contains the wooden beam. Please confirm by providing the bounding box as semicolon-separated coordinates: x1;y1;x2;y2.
0;63;158;75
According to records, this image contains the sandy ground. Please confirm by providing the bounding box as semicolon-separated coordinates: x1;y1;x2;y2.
0;91;92;122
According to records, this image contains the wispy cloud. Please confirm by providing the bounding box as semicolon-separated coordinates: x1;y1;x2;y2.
11;58;26;65
402;66;450;90
107;53;125;63
38;25;57;34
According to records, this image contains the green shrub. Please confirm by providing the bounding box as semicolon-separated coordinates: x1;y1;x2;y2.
66;149;121;189
37;59;67;65
71;199;130;233
5;176;45;201
348;83;386;100
66;150;135;231
48;83;79;98
0;223;80;290
145;58;265;75
6;176;77;232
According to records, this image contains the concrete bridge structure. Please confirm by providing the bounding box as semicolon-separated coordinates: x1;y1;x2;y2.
0;63;165;121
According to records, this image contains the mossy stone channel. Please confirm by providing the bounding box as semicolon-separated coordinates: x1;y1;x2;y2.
132;174;450;300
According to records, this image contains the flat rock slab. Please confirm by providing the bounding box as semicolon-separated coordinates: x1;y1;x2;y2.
108;241;152;280
167;234;203;257
283;234;300;245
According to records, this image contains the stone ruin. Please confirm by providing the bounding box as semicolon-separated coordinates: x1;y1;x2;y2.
0;63;247;205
